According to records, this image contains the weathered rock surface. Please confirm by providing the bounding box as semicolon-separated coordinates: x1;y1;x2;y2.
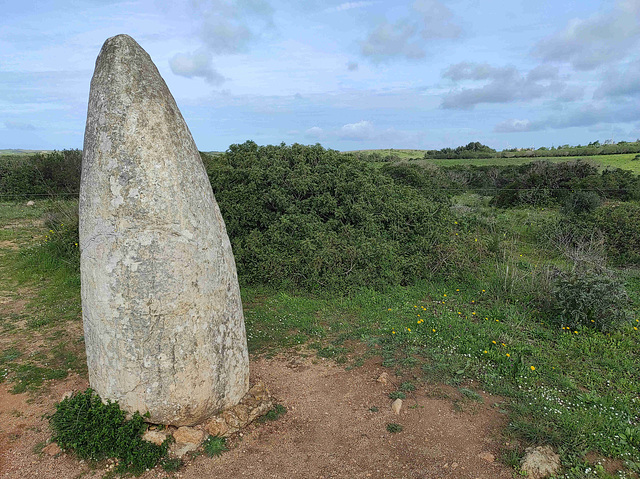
205;381;274;437
173;426;205;445
142;429;170;446
520;445;561;479
43;442;62;456
79;34;249;426
391;398;402;415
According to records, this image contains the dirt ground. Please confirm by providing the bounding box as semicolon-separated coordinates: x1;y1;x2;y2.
0;354;513;479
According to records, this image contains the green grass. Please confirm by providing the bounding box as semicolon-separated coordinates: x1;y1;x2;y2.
403;153;640;173
349;149;640;173
0;201;85;394
202;435;228;457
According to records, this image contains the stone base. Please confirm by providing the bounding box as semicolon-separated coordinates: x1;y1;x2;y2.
204;382;274;438
141;382;275;458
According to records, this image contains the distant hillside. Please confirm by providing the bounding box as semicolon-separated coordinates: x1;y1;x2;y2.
0;149;53;156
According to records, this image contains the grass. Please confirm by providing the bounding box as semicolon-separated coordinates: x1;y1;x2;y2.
386;423;403;433
398;153;640;174
202;435;228;457
0;200;85;394
2;198;639;476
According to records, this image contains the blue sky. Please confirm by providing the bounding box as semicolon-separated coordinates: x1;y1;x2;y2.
2;0;640;151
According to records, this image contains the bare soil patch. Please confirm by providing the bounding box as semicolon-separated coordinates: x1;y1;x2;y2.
0;354;513;479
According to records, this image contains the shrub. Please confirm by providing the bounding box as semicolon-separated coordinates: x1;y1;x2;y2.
573;168;640;201
549;270;630;332
49;389;169;475
561;190;602;216
492;160;598;208
593;201;640;265
209;141;453;291
0;150;81;199
41;202;80;270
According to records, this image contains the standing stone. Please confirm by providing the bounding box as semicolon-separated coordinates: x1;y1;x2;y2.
79;34;249;426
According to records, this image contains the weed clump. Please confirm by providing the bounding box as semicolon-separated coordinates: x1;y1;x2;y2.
549;270;630;332
388;391;406;400
386;423;403;433
261;403;287;421
202;435;227;457
48;389;169;475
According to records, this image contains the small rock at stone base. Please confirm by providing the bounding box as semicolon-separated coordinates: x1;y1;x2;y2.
520;445;561;479
247;399;274;422
171;442;199;458
26;201;35;206
477;452;495;463
43;442;62;456
376;372;389;385
205;417;229;438
391;398;402;415
221;409;241;430
230;404;250;424
248;382;270;401
142;430;170;446
60;391;74;401
173;426;204;445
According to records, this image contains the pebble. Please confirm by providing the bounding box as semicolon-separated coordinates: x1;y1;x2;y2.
391;398;402;415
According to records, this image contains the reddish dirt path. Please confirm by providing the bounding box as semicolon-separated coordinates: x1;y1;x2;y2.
0;355;512;479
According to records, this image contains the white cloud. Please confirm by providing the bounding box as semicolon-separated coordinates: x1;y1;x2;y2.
339;120;375;140
493;119;534;133
200;20;253;54
305;126;325;138
533;0;640;70
360;21;425;61
359;0;461;62
495;100;640;133
412;0;461;39
441;62;573;109
594;59;640;98
441;62;557;109
170;0;275;84
169;50;226;85
325;1;375;13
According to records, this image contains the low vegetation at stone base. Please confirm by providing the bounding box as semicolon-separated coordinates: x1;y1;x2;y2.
48;388;170;475
202;435;228;457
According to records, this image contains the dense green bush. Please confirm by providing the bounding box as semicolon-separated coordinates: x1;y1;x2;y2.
49;389;169;475
0;150;81;198
549;270;630;332
592;202;640;265
572;168;640;201
380;162;453;193
492;160;598;208
208;141;453;291
561;190;602;216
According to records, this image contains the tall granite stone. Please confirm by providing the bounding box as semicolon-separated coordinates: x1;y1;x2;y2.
79;34;249;426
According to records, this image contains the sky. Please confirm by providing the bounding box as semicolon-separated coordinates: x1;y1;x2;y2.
2;0;640;152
